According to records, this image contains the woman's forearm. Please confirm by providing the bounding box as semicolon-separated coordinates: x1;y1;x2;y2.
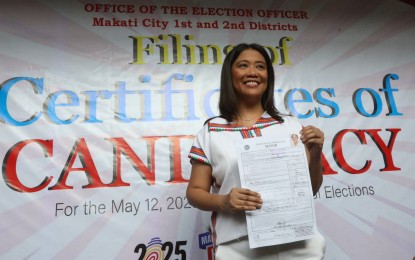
309;154;323;195
187;186;225;212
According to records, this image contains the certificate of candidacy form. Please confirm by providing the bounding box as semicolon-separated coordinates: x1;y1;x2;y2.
236;133;317;248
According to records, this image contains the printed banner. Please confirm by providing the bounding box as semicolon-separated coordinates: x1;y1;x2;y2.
0;0;414;259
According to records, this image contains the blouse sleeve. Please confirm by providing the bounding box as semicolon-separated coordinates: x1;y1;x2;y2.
188;124;211;166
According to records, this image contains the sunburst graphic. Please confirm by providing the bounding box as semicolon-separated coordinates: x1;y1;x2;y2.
144;237;164;260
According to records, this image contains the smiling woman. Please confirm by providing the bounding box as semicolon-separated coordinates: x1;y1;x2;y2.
186;43;326;259
230;48;268;119
217;44;283;124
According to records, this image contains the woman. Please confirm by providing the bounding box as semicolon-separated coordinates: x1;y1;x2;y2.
187;43;325;259
291;133;301;147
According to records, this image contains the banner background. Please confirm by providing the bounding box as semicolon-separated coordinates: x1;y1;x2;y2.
1;0;414;259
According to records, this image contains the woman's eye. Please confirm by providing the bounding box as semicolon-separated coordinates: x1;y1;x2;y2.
238;63;248;68
256;64;265;69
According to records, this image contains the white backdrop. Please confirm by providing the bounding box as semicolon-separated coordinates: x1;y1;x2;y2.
0;0;414;259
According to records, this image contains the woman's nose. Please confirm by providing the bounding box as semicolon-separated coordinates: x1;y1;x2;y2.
246;66;258;76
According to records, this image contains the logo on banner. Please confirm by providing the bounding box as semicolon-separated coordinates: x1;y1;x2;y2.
199;232;214;260
134;237;188;259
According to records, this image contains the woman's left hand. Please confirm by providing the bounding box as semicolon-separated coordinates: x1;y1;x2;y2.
300;126;324;157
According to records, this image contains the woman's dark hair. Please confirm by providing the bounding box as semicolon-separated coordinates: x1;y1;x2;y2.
218;43;283;123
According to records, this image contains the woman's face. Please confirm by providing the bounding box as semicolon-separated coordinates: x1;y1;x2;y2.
291;134;299;144
231;49;268;102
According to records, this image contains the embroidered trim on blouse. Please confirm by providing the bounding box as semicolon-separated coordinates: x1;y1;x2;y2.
189;146;211;165
208;117;281;132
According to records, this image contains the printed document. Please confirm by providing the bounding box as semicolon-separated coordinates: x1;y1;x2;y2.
236;135;317;248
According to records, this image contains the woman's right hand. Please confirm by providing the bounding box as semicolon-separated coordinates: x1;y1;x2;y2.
221;188;262;213
187;162;262;213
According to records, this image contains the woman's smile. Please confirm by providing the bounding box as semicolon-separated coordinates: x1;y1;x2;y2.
231;49;268;100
